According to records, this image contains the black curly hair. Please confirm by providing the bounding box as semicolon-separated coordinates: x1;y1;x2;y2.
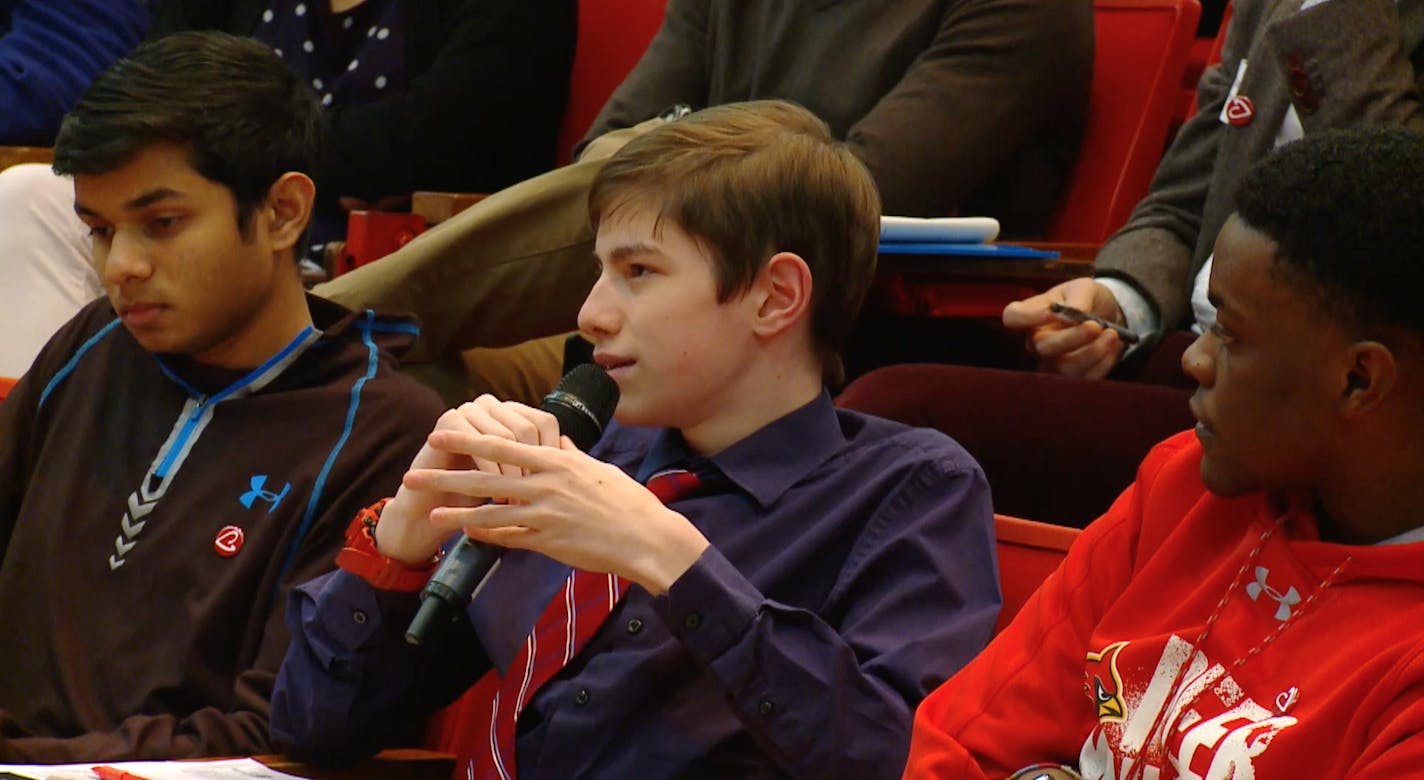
1234;126;1424;338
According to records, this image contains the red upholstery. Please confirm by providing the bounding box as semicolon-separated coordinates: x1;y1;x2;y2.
994;514;1080;634
1046;0;1202;242
1207;1;1232;67
1180;0;1234;122
0;377;16;404
555;0;668;165
834;363;1195;529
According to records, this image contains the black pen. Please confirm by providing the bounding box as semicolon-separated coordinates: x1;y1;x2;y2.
1048;302;1140;344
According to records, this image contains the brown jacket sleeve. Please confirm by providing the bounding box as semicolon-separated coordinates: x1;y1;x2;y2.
844;0;1092;225
580;0;1093;232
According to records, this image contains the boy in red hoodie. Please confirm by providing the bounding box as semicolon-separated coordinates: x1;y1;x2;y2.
905;126;1424;779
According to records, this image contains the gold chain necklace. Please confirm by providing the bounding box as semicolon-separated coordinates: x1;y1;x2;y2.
1120;517;1353;780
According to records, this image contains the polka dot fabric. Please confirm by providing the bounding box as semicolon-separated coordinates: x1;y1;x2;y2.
254;0;406;110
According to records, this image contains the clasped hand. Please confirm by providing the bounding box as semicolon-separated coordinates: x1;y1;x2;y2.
376;396;710;594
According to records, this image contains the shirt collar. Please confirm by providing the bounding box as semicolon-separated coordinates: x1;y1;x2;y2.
1270;490;1424;547
634;391;845;507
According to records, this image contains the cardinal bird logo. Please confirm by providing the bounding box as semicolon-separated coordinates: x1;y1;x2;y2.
1084;641;1129;723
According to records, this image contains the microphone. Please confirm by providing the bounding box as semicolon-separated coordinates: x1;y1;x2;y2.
405;363;620;645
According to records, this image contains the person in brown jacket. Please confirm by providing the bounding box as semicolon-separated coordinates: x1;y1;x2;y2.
1005;0;1424;382
312;0;1095;404
0;31;444;762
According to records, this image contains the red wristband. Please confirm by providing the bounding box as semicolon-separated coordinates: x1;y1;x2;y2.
335;498;439;592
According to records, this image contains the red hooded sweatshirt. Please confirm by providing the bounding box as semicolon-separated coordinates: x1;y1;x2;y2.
905;431;1424;779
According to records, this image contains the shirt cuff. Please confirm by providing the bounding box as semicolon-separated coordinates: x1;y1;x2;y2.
1096;276;1161;361
652;546;761;664
299;569;421;672
1097;276;1159;332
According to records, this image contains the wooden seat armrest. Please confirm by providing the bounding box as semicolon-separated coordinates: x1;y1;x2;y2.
0;146;54;173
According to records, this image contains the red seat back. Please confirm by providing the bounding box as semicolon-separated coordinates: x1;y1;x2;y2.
1180;0;1234;121
1047;0;1202;242
994;514;1080;634
833;364;1194;529
555;0;668;165
1207;1;1233;69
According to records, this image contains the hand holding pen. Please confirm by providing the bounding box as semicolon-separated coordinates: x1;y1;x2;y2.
1002;277;1136;380
1048;302;1139;345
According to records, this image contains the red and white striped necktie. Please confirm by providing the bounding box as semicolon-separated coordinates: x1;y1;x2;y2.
469;466;704;779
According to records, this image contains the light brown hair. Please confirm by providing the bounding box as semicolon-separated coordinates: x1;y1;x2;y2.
588;100;881;385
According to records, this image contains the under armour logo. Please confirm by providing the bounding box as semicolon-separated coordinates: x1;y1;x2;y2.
239;475;291;513
1246;566;1301;621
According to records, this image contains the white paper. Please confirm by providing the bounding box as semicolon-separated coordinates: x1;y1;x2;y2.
0;757;306;780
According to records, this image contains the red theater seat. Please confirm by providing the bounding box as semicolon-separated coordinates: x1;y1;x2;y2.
870;0;1203;322
834;363;1194;529
1046;0;1202;242
994;514;1080;634
1179;1;1234;123
555;0;668;165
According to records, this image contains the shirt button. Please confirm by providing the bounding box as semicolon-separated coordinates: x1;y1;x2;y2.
758;700;775;716
352;609;367;625
626;617;644;634
683;612;702;630
574;688;591;706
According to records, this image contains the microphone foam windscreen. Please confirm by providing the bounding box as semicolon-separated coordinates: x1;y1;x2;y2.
542;363;620;450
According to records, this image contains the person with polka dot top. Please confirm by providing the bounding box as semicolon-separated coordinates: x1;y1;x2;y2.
0;0;575;382
148;0;575;241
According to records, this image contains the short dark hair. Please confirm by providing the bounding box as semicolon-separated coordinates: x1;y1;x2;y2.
1234;126;1424;338
53;31;325;239
588;100;882;386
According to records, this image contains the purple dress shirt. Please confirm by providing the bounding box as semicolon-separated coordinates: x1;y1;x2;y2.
271;392;999;778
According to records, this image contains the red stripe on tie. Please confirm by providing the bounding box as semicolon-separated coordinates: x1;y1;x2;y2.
467;467;705;778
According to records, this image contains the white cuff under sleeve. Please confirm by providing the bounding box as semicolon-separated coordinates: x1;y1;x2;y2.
1096;276;1159;338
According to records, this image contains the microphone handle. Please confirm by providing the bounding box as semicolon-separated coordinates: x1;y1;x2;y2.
405;535;502;645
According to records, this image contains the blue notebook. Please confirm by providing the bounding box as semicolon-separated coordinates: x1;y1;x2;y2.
877;242;1060;259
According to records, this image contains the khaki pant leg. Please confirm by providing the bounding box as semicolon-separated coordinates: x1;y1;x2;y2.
462;332;568;407
313;160;598;360
312;123;657;400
